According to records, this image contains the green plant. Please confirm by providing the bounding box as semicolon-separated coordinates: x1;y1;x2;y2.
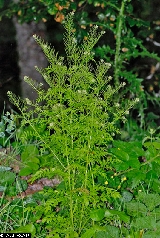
80;127;160;238
0;179;51;237
108;134;160;194
0;182;30;233
126;191;160;237
103;189;160;238
0;111;16;148
7;13;138;237
0;165;28;197
101;128;160;237
0;110;22;179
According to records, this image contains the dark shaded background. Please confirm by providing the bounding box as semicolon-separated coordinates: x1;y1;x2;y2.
0;0;160;115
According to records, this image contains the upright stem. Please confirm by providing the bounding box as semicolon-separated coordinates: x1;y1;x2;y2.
114;0;125;87
68;112;74;230
78;161;88;235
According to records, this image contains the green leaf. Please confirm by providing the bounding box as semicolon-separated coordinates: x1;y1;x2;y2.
10;224;36;237
137;192;160;211
136;19;150;27
152;142;160;149
105;225;119;238
21;145;39;162
114;161;129;171
150;208;160;221
81;226;106;238
90;208;105;221
143;231;160;238
24;196;38;206
144;141;160;149
0;166;11;171
113;141;144;159
96;231;107;238
81;227;96;238
152;179;160;193
7;186;16;196
28;157;39;164
0;171;16;185
132;216;156;230
19;155;39;175
110;141;144;170
25;162;39;171
16;179;28;192
126;202;147;217
57;181;66;191
128;157;140;169
0;185;6;191
126;3;133;14
19;167;33;176
127;17;137;27
109;148;129;161
127;170;146;189
145;146;158;161
126;232;142;238
105;209;130;223
145;220;160;235
121;191;133;202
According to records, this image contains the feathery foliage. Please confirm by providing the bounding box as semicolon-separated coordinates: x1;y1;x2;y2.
7;12;138;237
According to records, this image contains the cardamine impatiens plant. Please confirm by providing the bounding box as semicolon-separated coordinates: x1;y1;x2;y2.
8;12;138;237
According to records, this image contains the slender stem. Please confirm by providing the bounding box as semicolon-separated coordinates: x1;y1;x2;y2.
115;153;160;177
79;109;96;234
78;161;89;234
69;194;74;230
142;153;160;166
68;111;74;231
78;198;85;235
114;0;125;87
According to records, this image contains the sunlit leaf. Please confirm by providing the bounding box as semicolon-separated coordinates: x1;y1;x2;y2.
90;208;105;221
10;224;36;236
19;167;33;176
80;228;96;238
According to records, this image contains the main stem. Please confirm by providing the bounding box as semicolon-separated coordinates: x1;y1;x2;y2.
114;0;125;87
